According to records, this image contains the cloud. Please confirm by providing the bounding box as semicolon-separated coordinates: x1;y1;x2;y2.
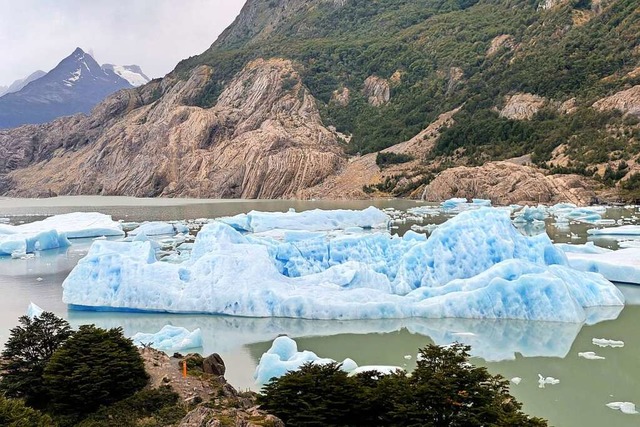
0;0;245;85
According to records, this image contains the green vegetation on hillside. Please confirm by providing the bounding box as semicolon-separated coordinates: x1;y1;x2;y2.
173;0;640;193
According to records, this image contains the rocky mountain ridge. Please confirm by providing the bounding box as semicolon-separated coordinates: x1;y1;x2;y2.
0;0;639;202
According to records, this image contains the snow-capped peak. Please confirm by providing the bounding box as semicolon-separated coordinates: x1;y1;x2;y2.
102;64;150;87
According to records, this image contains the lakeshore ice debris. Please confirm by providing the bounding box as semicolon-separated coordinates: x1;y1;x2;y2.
511;377;522;385
556;242;611;254
349;365;404;376
592;338;624;348
565;248;640;284
537;374;560;388
440;198;491;212
606;402;639;415
128;221;189;236
26;302;44;319
254;336;358;384
131;325;202;352
219;206;390;233
62;208;624;322
578;351;605;360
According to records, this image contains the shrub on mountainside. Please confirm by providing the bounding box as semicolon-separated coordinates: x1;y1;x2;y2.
43;325;149;421
376;151;414;167
259;343;547;427
0;312;74;409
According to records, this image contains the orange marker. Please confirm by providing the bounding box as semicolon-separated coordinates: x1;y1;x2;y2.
182;360;187;378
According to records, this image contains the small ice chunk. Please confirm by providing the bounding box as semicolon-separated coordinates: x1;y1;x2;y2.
578;351;605;360
131;325;202;352
26;302;44;319
36;277;43;281
254;336;358;384
537;374;560;388
606;402;638;414
511;377;522;385
403;355;412;360
592;338;624;348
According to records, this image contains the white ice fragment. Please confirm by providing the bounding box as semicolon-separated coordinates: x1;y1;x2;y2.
511;377;522;385
592;338;624;348
254;336;358;384
350;365;404;376
578;351;605;360
537;374;560;388
403;354;412;360
36;277;43;281
606;402;638;414
26;302;44;319
131;325;202;352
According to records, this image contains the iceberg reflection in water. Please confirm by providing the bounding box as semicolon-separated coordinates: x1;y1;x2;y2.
67;305;622;362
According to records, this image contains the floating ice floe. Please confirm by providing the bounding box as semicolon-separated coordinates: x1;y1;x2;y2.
62;208;624;322
588;225;640;236
0;230;71;257
513;205;548;223
592;338;624;348
606;402;638;415
440;198;491;212
131;325;202;352
565;248;640;284
537;374;560;388
128;221;189;236
511;377;522;385
218;206;390;233
349;365;403;376
578;351;605;360
0;212;124;239
26;302;44;319
254;336;358;384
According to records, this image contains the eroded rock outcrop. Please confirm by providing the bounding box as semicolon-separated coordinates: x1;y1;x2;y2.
487;34;515;57
0;58;345;198
499;93;547;120
363;76;390;107
421;161;598;205
593;85;640;117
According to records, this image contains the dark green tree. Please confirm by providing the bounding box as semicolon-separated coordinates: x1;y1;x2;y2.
259;344;547;427
43;325;149;420
0;312;74;409
0;395;56;427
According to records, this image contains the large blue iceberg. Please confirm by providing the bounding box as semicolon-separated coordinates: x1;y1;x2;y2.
62;208;624;322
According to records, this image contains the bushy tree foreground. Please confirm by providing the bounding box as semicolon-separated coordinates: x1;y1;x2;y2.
259;343;548;427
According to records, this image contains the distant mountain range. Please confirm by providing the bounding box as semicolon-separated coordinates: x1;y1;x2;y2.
0;70;46;97
0;48;150;128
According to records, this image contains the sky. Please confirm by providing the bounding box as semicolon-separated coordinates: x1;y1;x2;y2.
0;0;245;86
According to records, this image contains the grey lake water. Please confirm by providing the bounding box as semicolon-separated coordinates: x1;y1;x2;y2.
1;196;639;426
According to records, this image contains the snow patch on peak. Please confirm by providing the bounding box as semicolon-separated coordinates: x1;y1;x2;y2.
102;64;150;87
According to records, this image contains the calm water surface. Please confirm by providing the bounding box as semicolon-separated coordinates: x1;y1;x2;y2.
1;196;639;426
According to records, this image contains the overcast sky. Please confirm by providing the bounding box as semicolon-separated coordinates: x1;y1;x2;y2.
0;0;245;86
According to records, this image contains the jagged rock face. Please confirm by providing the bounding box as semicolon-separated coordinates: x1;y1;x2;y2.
499;93;547;120
592;85;640;116
363;76;390;107
487;34;515;57
331;87;350;106
422;161;597;205
0;58;345;198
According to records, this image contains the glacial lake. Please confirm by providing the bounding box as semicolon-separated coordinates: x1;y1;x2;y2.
1;196;639;426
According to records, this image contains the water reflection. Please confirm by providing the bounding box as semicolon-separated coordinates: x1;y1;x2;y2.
67;308;621;363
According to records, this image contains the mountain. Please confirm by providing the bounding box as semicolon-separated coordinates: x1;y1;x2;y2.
101;64;150;87
0;48;133;128
0;70;46;97
1;0;639;202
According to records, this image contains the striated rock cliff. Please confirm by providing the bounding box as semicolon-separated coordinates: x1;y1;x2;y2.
421;161;598;205
363;76;391;107
592;85;640;116
0;58;345;198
